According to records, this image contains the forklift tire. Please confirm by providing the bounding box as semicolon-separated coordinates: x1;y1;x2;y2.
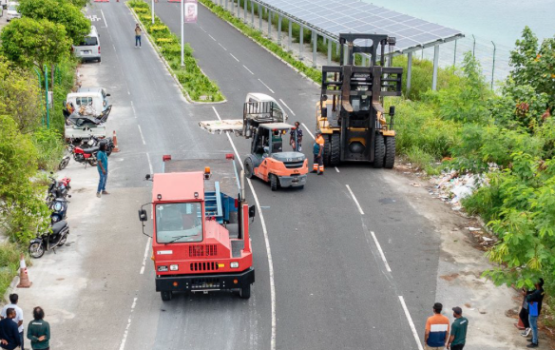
330;133;341;166
373;133;385;169
161;291;173;302
322;135;331;166
384;136;396;169
270;175;279;191
244;158;254;179
240;285;251;299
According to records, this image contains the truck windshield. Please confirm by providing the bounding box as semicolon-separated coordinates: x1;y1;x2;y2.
155;203;202;244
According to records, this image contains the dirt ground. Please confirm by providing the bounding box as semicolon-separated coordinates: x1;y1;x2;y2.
385;164;553;350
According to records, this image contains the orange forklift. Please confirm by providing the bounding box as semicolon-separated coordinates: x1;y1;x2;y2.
138;154;256;301
200;93;309;191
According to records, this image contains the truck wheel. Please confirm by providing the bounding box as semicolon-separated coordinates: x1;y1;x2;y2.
240;285;251;299
244;158;254;179
373;133;385;169
330;133;340;166
270;175;278;191
323;135;331;166
384;136;396;169
161;291;173;302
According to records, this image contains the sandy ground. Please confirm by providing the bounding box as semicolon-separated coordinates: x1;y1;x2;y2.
383;166;551;350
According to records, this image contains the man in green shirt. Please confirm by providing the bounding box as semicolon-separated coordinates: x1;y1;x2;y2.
447;306;468;350
27;307;50;350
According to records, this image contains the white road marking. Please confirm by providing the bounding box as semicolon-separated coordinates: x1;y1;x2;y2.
213;106;277;350
335;167;340;173
208;34;217;41
113;44;117;52
101;9;108;28
131;101;137;118
399;296;424;350
258;79;275;94
127;90;130;95
370;231;392;272
146;152;153;174
243;65;254;75
346;184;364;215
301;123;314;140
119;297;138;350
138;125;146;145
230;53;240;62
139;237;151;275
218;43;227;51
279;99;296;116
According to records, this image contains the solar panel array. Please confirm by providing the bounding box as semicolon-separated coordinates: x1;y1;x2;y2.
258;0;463;52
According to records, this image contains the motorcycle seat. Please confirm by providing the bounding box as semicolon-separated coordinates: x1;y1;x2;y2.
52;220;68;234
82;146;99;153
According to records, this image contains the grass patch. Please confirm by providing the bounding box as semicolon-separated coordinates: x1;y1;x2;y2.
128;0;224;102
0;242;29;298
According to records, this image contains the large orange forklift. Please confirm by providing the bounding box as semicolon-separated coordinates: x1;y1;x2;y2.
138;154;256;301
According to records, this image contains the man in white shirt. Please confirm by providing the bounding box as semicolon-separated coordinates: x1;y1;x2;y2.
1;294;24;350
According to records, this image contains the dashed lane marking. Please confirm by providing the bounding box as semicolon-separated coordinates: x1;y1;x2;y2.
301;123;315;140
370;231;392;272
230;53;240;62
243;65;255;75
139;237;151;275
138;125;146;145
346;184;364;215
258;79;275;94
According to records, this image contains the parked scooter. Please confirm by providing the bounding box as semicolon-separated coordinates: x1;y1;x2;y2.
47;174;71;199
48;196;69;224
28;221;70;259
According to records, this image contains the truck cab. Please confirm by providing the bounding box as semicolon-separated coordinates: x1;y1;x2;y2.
139;155;255;301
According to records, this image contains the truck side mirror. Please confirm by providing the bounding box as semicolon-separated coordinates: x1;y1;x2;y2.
138;209;148;222
248;205;256;219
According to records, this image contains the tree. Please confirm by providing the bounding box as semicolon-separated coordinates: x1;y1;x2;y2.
17;0;90;45
1;18;72;77
510;27;555;111
0;115;49;243
0;57;43;134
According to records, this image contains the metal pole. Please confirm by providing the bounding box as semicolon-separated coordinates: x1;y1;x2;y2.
180;0;184;67
312;31;317;68
151;0;154;24
299;25;303;59
236;0;239;17
225;0;228;11
327;39;332;65
258;4;262;30
45;65;50;129
491;41;496;89
432;45;439;91
278;15;282;44
453;39;458;66
34;68;44;126
244;0;247;20
267;10;271;38
336;40;339;55
406;52;412;97
251;0;254;27
472;34;476;58
288;20;292;51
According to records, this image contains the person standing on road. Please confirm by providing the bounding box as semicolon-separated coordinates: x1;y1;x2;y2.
96;142;109;198
0;308;21;350
290;121;303;152
135;23;142;47
425;302;450;350
27;307;50;350
447;307;468;350
526;278;544;348
0;294;24;350
312;131;324;175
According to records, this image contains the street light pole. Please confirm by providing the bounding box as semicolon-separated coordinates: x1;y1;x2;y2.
181;0;184;66
151;0;154;24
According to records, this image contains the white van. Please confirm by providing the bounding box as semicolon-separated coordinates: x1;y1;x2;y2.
6;2;21;21
72;26;101;62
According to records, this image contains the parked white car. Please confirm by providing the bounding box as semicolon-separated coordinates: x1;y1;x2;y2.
6;2;21;21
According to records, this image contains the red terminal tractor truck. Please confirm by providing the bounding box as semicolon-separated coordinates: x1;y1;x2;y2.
138;154;256;301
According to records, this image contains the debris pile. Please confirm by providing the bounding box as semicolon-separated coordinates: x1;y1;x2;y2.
430;171;486;211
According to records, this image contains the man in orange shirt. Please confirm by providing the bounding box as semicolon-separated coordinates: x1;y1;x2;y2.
312;131;325;175
425;302;450;350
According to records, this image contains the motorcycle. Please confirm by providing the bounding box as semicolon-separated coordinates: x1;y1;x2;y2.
28;221;70;259
80;135;114;156
47;174;71;199
68;143;98;166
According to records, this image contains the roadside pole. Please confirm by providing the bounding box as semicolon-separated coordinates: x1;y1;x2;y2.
181;0;184;66
151;0;154;24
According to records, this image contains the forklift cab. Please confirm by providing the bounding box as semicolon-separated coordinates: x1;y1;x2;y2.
251;123;289;158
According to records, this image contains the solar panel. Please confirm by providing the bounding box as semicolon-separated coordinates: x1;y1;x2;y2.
257;0;463;52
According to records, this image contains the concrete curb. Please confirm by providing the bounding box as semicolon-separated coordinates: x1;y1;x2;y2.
199;1;321;88
128;3;228;105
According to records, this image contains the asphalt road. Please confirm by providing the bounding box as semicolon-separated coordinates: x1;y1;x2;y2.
32;2;440;349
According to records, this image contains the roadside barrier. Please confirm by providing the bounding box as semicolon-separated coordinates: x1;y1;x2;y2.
113;130;120;153
16;254;32;288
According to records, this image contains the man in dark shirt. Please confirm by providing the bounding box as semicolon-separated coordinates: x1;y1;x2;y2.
0;308;21;350
526;278;544;348
447;307;468;350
